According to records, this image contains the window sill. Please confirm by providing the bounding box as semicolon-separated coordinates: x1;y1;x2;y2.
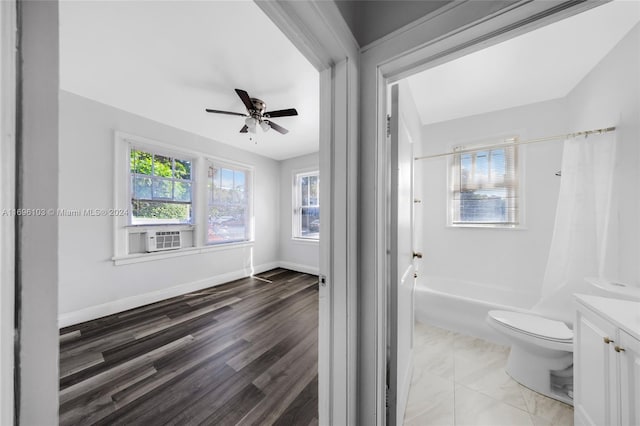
291;237;320;245
447;224;527;230
126;224;195;233
112;241;254;265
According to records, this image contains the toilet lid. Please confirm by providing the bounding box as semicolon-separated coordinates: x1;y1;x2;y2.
488;310;573;341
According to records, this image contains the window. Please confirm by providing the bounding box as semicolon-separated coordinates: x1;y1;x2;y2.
294;171;319;239
450;142;519;226
130;147;193;225
207;162;251;244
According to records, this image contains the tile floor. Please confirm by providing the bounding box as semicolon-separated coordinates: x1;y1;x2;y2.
404;322;574;426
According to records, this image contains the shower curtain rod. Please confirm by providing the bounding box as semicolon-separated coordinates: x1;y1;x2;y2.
414;126;616;161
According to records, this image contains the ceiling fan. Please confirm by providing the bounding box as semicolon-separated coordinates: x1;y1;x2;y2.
205;89;298;135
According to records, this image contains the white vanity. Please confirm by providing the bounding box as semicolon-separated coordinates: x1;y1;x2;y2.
574;295;640;426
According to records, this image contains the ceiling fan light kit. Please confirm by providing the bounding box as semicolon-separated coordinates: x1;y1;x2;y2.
206;88;298;135
245;116;258;133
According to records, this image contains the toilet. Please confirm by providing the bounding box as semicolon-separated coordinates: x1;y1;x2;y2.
487;310;574;405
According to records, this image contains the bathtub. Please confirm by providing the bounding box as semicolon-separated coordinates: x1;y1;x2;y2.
415;276;536;344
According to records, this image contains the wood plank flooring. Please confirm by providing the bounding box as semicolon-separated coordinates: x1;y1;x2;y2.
59;268;319;425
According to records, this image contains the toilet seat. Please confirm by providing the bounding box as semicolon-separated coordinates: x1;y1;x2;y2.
488;310;573;342
486;310;574;405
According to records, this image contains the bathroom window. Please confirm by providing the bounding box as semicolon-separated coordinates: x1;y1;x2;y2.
450;142;519;227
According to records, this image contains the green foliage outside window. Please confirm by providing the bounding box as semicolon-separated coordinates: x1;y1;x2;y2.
130;148;193;224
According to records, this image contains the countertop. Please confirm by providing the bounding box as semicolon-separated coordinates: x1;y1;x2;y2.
575;294;640;341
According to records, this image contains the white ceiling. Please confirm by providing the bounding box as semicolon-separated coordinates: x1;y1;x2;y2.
406;0;640;126
60;1;319;161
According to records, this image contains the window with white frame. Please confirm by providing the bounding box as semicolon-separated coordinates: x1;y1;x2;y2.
450;142;519;226
293;171;319;239
130;147;193;225
207;161;251;244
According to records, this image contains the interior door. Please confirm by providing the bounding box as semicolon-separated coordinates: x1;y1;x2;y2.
388;83;416;426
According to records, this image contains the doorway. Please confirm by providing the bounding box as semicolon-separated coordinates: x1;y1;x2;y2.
12;0;362;423
57;1;323;423
379;1;637;424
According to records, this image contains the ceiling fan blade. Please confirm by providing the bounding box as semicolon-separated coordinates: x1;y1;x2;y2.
265;108;298;118
205;109;247;117
235;89;254;111
267;120;288;134
239;125;248;133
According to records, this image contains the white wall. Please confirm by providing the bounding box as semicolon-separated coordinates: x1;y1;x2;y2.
415;98;567;301
59;91;281;322
279;152;320;274
567;24;640;287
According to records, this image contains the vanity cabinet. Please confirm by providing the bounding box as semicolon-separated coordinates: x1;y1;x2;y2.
574;295;640;426
619;330;640;426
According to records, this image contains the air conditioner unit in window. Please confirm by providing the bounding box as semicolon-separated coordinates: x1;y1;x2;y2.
145;230;181;252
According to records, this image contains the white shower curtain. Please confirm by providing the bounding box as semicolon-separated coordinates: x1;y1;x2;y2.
533;131;617;324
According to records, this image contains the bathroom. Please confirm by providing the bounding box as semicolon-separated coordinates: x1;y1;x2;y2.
398;1;640;424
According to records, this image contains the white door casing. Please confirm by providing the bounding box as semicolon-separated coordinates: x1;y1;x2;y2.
0;0;17;423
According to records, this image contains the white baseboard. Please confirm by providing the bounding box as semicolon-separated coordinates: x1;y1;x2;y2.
58;261;280;328
397;349;414;425
277;261;319;276
58;260;321;328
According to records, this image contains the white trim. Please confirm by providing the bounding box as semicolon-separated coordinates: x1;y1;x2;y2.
278;261;319;276
126;224;195;233
291;237;320;245
58;261;281;328
317;66;333;424
0;0;16;423
112;241;255;266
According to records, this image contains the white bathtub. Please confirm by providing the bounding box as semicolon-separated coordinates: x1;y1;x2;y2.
415;276;536;344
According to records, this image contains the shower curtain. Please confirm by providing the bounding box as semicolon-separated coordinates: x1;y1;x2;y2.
533;131;617;324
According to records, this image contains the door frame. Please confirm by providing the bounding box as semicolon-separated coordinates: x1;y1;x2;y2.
361;1;606;423
0;0;17;423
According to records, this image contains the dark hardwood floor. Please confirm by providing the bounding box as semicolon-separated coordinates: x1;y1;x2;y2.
59;268;319;425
